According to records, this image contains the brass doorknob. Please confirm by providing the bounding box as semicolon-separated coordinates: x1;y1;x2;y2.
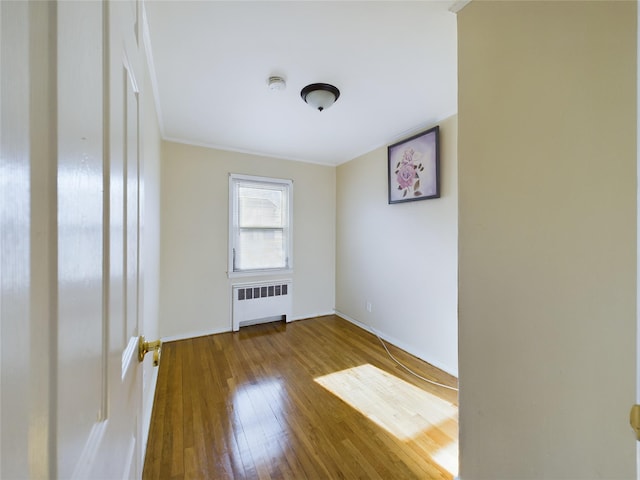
138;336;162;367
630;404;640;440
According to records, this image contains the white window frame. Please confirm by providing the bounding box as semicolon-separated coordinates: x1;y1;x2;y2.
228;173;293;278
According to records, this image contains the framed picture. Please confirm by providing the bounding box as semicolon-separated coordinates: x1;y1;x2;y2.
388;126;440;204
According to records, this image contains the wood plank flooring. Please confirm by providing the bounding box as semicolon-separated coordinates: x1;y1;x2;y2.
143;315;458;479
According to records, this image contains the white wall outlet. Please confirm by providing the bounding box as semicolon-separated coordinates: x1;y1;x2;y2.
366;301;372;313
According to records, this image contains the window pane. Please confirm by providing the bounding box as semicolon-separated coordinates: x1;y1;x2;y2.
230;175;292;275
237;228;286;270
238;185;284;228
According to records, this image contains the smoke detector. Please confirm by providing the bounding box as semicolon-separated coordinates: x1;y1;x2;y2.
268;76;286;91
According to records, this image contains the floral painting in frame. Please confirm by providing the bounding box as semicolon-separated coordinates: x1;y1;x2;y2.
387;126;440;204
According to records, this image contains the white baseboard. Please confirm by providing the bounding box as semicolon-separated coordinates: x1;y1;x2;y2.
161;311;336;343
161;326;229;343
334;310;458;378
289;311;335;322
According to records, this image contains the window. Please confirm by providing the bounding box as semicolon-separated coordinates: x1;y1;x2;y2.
229;174;292;276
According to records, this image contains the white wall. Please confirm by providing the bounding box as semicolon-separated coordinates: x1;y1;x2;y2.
159;142;336;339
335;116;458;376
458;2;636;478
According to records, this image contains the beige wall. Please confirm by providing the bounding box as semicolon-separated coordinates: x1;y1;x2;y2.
458;1;636;478
159;142;336;339
336;116;458;376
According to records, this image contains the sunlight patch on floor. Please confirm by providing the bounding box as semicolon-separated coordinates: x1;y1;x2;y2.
315;364;457;440
432;440;459;477
315;363;458;476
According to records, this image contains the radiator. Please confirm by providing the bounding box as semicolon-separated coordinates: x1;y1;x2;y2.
232;281;293;332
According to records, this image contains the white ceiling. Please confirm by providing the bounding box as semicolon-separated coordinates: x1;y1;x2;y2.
144;1;458;166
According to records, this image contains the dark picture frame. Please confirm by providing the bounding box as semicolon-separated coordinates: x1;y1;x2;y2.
388;126;440;204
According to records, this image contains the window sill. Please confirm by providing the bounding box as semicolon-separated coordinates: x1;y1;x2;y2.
228;268;293;279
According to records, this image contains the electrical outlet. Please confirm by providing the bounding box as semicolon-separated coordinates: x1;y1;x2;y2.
366;301;372;313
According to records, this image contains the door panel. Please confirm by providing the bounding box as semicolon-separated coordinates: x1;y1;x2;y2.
57;2;105;477
0;2;52;477
90;1;144;478
57;0;143;477
126;66;140;346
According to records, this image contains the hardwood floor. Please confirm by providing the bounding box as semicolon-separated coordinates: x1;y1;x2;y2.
143;315;458;479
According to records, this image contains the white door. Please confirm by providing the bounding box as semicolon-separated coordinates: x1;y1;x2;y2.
0;1;57;477
101;0;146;476
56;1;110;477
1;1;149;478
58;1;145;478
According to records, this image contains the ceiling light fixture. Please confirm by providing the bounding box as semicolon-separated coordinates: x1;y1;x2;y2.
300;83;340;112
